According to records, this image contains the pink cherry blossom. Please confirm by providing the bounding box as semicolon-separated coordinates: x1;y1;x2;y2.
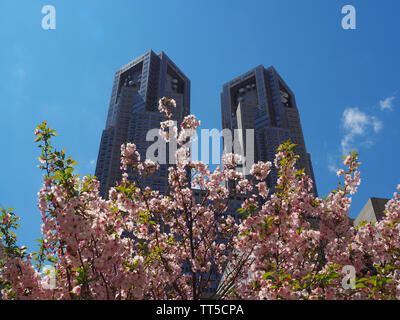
1;99;400;301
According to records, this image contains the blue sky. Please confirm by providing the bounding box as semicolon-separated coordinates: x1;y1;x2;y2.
0;0;399;251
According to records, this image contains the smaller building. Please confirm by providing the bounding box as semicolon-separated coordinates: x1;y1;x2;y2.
353;197;389;227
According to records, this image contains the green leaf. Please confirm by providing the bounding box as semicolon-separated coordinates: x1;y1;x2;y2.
262;272;275;280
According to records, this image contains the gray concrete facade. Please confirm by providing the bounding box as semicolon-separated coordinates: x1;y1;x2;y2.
221;65;318;197
354;197;389;226
95;50;190;198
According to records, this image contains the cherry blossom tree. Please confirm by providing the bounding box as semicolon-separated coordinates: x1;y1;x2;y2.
225;146;400;300
1;97;400;300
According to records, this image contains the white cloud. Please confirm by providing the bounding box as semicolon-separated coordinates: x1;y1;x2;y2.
341;107;382;155
13;66;27;80
379;96;395;111
371;116;382;132
327;153;339;174
89;159;95;166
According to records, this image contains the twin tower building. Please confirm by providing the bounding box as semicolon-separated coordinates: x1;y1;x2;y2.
95;50;318;198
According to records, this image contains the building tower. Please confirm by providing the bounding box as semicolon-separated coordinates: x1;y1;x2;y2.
221;65;318;196
95;50;190;198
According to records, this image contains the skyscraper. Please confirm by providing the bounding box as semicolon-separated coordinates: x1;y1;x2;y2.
95;50;190;198
221;65;318;196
